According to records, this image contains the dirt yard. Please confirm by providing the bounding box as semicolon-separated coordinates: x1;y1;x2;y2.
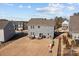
0;35;52;56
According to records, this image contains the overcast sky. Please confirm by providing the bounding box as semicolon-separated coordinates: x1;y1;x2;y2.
0;3;79;21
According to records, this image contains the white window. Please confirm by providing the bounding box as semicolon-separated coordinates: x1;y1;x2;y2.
78;36;79;38
31;32;32;35
33;32;35;35
30;26;34;29
75;36;76;39
38;26;40;28
31;32;35;35
33;25;34;29
31;26;32;29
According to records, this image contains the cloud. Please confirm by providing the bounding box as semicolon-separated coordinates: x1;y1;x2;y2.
36;3;64;14
48;3;64;8
27;5;31;8
18;4;31;9
67;6;75;11
0;11;7;15
36;7;60;14
36;3;78;15
18;5;24;8
4;3;14;6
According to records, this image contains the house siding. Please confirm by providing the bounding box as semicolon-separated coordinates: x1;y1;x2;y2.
0;29;4;42
69;15;79;41
28;25;54;38
4;22;15;41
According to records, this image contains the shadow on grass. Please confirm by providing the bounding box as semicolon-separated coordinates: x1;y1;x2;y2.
5;32;28;43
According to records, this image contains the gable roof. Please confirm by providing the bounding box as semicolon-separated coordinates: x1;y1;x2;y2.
27;18;54;26
70;15;79;33
0;19;8;21
0;19;9;29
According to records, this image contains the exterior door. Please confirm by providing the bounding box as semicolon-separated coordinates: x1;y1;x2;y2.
39;33;43;37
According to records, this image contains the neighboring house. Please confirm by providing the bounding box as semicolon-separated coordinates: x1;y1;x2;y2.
27;18;54;38
12;21;28;31
0;19;15;42
0;19;8;21
62;20;69;30
23;21;28;30
69;15;79;41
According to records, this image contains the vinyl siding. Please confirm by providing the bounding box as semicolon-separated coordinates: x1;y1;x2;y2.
4;22;15;41
28;25;54;38
0;29;4;42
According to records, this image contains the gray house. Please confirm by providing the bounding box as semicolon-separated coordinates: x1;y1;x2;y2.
69;15;79;41
27;18;54;38
0;20;15;42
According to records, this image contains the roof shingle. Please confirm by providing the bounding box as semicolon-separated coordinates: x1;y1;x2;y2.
0;19;9;29
27;18;55;26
